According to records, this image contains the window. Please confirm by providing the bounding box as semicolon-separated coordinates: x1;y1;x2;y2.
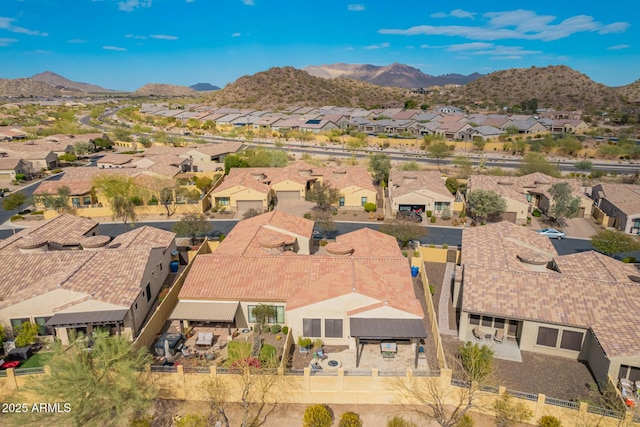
324;319;343;338
526;194;533;203
339;197;345;207
146;283;151;303
494;318;505;330
10;318;30;333
303;318;321;337
634;219;640;229
560;330;584;351
83;196;91;205
481;316;493;327
34;317;52;336
434;202;449;211
247;305;285;324
361;196;367;206
508;320;518;336
72;197;80;207
536;327;559;347
217;197;230;206
469;314;480;325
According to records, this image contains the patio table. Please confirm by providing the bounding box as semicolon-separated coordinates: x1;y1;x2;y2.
484;333;492;341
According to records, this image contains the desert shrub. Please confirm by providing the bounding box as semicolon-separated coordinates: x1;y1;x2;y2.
298;337;313;348
442;243;448;249
532;209;542;217
622;256;637;263
50;169;63;174
338;411;363;427
303;213;312;219
441;206;452;220
319;240;327;246
387;416;417;427
271;324;281;334
262;325;271;334
10;214;24;221
174;413;208;427
413;250;419;257
14;322;40;347
281;326;289;334
303;404;333;427
459;210;466;219
537;415;562;427
458;414;474;427
15;173;25;181
430;216;436;223
130;416;153;427
363;202;377;213
425;210;432;217
429;285;435;295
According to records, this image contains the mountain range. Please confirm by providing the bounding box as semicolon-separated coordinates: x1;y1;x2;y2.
303;62;483;88
190;83;220;91
30;71;114;93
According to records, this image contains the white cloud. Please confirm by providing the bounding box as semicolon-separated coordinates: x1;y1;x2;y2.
0;16;48;36
348;4;365;12
364;42;389;50
379;9;629;42
608;44;630;50
185;0;196;2
241;0;254;5
67;38;88;43
103;45;127;51
118;0;152;12
431;9;475;19
125;34;147;39
0;37;17;46
232;32;241;37
490;56;522;60
419;44;429;48
150;34;178;40
446;42;494;51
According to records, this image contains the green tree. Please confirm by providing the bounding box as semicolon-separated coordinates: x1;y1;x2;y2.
312;210;337;240
445;177;460;195
458;342;494;383
250;304;276;333
194;176;213;194
404;99;418;109
399;161;421;171
58;152;78;163
591;230;640;256
2;191;26;211
14;322;40;347
303;404;334;427
369;153;392;185
556;136;582;157
93;137;113;150
519;153;559;177
224;154;250;174
427;142;451;169
379;218;426;247
74;141;90;157
12;331;156;427
306;182;341;211
467;190;507;223
548;182;581;222
93;174;142;228
574;160;593;170
173;212;212;245
33;185;72;214
494;393;533;427
339;411;363;427
112;127;132;142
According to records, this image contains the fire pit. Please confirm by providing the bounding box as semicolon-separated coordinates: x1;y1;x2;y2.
327;360;339;367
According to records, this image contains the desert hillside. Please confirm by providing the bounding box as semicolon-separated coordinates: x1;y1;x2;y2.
0;78;65;97
134;84;198;97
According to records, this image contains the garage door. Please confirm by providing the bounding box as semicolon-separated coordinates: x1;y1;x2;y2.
277;191;300;200
236;200;264;211
499;211;517;223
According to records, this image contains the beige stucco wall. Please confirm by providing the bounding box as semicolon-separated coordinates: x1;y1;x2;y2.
518;320;587;358
271;180;306;199
340;185;376;208
237;301;287;330
211;185;269;210
504;196;530;223
390;190;454;212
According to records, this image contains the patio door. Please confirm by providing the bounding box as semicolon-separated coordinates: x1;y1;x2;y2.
507;320;520;341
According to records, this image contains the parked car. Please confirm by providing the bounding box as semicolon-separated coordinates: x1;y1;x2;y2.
18;208;32;215
536;228;566;239
397;210;423;223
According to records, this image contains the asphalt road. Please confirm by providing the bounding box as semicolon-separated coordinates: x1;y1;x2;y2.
0;173;64;226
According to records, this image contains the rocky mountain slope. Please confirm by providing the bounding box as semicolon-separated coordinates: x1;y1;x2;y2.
134;84;198;97
617;79;640;102
30;71;113;93
453;65;627;110
208;66;425;109
303;62;482;88
0;78;65;97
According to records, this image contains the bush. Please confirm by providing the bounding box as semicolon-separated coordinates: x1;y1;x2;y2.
622;256;637;263
298;337;313;348
303;404;334;427
30;211;44;215
50;169;63;174
441;206;452;220
271;324;281;334
303;213;312;219
537;415;562;427
14;322;39;347
130;416;153;427
319;240;328;246
10;214;24;221
15;173;26;181
174;413;208;427
532;209;542;217
363;202;377;213
458;414;475;427
387;416;417;427
339;411;363;427
430;216;436;223
442;243;448;249
281;326;289;334
429;285;435;295
262;325;271;334
425;210;432;217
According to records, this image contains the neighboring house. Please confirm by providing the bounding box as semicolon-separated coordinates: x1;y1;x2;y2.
184;142;243;172
501;119;548;135
469;125;505;140
455;221;640;386
592;183;640;234
0;157;31;182
432;106;463;114
298;119;339;133
33;180;95;209
466;173;591;224
172;211;427;367
388;170;455;215
97;153;137;168
211;164;376;211
0;214;176;345
0;142;59;172
0;127;27;141
551;119;589;134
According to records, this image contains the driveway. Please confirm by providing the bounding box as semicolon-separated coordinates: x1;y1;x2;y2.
273;199;315;216
560;217;597;239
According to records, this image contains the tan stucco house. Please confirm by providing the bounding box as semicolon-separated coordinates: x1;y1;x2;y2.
592;183;640;234
0;214;176;345
388;170;455;215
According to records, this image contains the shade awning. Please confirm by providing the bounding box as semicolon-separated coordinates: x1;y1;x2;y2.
46;310;129;328
170;301;238;322
350;318;427;339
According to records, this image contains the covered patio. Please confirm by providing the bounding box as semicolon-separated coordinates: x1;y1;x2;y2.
350;318;428;369
46;309;128;344
463;328;522;362
169;301;238;333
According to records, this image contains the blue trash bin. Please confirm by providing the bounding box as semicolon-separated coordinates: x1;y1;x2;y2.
411;266;419;277
169;261;179;273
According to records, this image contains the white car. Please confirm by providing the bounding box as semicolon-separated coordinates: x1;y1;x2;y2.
536;228;566;239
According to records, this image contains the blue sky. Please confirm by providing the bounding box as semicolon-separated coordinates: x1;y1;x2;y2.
0;1;637;91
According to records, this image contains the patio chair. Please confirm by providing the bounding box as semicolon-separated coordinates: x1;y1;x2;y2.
494;329;504;344
196;332;214;346
472;326;483;340
620;378;633;389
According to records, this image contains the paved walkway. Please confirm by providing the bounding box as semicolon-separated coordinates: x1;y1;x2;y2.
438;262;458;336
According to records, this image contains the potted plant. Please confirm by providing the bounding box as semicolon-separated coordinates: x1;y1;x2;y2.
298;336;313;353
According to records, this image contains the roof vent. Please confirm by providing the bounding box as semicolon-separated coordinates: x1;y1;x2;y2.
332;170;347;175
497;180;513;185
259;235;285;249
628;275;640;283
325;241;355;256
81;235;112;251
17;237;49;253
